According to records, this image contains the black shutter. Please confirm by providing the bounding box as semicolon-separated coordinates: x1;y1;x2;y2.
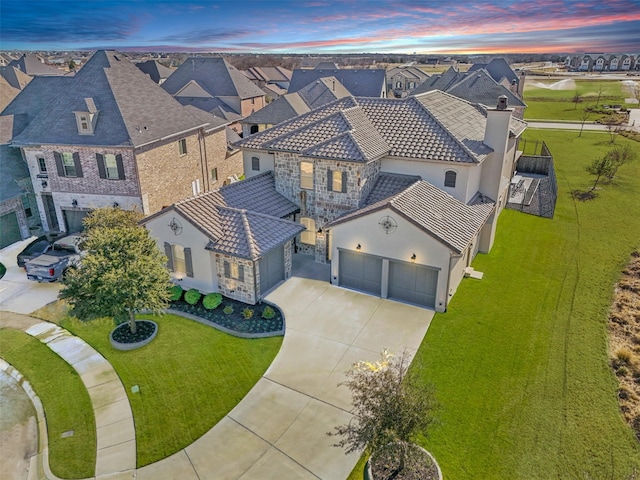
238;264;244;282
224;261;230;278
54;152;64;176
164;242;173;271
327;168;332;191
341;171;347;193
96;154;106;179
115;154;125;180
184;248;193;277
73;152;83;177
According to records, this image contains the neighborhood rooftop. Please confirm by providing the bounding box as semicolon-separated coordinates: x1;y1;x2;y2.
237;91;526;164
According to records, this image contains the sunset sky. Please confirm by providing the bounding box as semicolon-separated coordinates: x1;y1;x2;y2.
2;0;639;54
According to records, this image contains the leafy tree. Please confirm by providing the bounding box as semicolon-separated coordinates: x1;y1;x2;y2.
60;207;171;334
585;155;614;193
603;144;637;183
329;350;438;478
68;59;76;70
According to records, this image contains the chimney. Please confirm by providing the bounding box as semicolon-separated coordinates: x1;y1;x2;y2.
483;95;512;153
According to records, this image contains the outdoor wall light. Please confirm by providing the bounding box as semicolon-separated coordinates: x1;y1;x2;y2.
113;202;119;208
411;253;416;262
71;199;78;207
356;243;362;251
41;180;47;188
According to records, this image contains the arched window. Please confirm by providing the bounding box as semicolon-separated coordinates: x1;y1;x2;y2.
300;217;316;245
444;170;457;188
251;156;260;171
250;125;259;134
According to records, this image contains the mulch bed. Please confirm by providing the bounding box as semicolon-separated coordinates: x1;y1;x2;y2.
370;443;440;480
111;320;157;343
169;297;284;335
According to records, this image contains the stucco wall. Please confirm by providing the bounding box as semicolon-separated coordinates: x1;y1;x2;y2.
143;210;218;293
380;157;480;204
328;208;455;312
243;149;275;178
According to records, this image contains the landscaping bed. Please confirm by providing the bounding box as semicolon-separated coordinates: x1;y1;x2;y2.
169;288;284;337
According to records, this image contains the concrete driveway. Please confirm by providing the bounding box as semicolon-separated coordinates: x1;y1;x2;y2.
0;238;61;314
138;277;435;479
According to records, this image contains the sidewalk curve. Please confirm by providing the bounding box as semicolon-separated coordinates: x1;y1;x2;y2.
0;311;136;480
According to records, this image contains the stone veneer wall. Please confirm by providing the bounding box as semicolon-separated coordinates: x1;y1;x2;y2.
214;253;257;305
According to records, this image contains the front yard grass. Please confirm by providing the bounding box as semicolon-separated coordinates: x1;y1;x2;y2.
30;306;282;467
350;131;640;479
416;131;640;479
0;328;96;479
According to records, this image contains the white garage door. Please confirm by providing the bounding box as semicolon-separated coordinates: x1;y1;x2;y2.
339;250;382;296
388;261;438;308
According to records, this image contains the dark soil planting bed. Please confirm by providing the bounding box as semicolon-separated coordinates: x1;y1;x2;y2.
110;320;158;350
169;297;284;336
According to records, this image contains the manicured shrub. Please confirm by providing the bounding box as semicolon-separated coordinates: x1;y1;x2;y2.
184;288;201;305
242;308;254;320
223;305;234;315
169;285;183;301
262;305;275;319
203;293;223;310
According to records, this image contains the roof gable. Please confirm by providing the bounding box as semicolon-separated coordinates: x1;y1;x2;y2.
289;68;386;97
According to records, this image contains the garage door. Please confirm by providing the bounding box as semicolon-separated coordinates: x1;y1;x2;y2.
339;250;382;296
0;212;22;248
259;246;285;296
63;209;89;233
388;261;438;308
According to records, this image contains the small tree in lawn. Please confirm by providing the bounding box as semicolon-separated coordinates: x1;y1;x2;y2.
585;155;614;193
578;108;590;137
603;144;637;183
60;207;171;334
329;350;438;479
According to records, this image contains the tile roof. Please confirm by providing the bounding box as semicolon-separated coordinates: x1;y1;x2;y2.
144;171;302;260
363;172;422;205
468;58;519;85
243;66;292;84
236;91;514;164
288;68;386;97
328;180;495;253
162;57;265;100
11;51;213;148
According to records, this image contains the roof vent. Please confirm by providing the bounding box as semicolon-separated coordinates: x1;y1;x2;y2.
497;95;508;110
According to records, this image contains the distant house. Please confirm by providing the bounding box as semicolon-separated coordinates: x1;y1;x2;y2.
6;50;241;234
229;91;526;311
468;58;524;98
288;67;387;98
412;67;527;119
135;60;175;85
0;65;32;111
243;66;292;90
567;53;638;72
162;57;267;133
386;66;430;97
240;76;351;136
8;53;66;77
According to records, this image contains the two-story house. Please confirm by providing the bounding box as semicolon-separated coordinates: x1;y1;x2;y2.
386;65;430;98
145;91;526;311
161;57;267;134
8;50;242;234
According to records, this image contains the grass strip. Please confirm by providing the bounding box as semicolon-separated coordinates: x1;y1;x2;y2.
0;328;96;479
31;309;282;467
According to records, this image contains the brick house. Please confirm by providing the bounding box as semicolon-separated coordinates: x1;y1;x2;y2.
9;50;242;234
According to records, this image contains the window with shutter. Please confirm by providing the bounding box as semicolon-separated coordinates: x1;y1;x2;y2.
73;152;83;177
173;244;186;275
164;242;174;271
224;261;230;278
179;139;187;155
184;248;193;277
62;152;76;177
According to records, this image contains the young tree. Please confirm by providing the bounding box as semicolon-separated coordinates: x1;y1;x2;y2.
585;155;614;193
329;350;438;478
60;207;171;334
603;144;637;183
572;90;582;109
578;108;590;137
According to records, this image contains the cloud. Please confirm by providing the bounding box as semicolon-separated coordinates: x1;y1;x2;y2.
158;29;257;44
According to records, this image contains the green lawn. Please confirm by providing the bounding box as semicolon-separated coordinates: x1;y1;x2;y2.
0;329;96;479
29;308;282;467
523;79;634;121
349;131;640;479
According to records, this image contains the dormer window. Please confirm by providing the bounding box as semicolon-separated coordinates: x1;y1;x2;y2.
74;98;98;135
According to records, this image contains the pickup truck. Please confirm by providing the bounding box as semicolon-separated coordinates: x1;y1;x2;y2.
25;235;83;282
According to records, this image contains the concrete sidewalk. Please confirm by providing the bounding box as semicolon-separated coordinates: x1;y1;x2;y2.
0;312;136;480
137;277;435;479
